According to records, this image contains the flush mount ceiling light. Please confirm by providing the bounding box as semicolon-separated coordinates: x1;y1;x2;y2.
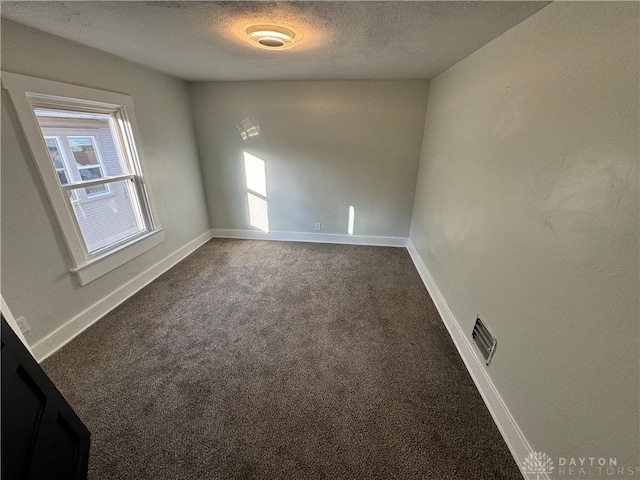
246;25;296;50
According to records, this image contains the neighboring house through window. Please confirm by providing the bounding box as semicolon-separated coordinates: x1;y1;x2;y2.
67;136;109;197
44;136;78;202
2;72;164;285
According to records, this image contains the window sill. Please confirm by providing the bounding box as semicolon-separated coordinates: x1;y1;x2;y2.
70;228;165;285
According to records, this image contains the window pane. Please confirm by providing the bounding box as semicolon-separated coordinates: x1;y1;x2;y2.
68;179;146;254
68;137;99;166
45;138;65;169
35;110;125;178
85;184;109;197
79;167;104;181
56;170;69;185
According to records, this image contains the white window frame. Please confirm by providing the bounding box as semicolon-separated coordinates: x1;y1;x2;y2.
2;72;164;285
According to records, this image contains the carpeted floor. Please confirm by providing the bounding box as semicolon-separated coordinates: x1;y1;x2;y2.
43;239;522;480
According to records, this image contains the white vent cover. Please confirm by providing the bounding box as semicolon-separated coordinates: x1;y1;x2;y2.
472;317;497;366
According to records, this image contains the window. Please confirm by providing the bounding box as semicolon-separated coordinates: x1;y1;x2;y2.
2;72;164;285
66;136;109;197
44;136;79;202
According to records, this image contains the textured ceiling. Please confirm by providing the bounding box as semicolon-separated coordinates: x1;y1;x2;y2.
1;1;550;81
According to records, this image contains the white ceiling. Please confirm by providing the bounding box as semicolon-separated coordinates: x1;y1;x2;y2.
1;1;550;81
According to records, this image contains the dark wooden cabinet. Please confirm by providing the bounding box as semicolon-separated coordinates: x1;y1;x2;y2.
2;316;90;480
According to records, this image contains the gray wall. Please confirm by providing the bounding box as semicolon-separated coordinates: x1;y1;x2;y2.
410;1;639;466
4;3;638;467
189;81;429;237
1;19;210;344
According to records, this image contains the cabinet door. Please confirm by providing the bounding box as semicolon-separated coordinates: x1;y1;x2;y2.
2;316;90;480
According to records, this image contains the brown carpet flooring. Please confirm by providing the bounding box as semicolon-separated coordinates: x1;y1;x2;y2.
43;239;522;480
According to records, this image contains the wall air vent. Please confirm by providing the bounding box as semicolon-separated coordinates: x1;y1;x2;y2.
472;316;497;366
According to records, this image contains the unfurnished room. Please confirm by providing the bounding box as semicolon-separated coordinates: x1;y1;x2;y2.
0;2;638;479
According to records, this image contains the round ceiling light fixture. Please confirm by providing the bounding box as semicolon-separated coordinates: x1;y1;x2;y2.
246;25;296;50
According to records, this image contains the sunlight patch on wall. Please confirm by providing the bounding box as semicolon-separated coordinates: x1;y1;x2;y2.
348;205;355;235
236;117;261;141
247;192;269;232
244;152;267;196
243;151;269;232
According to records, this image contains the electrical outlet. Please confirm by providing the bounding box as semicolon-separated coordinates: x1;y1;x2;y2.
16;316;31;334
314;222;321;231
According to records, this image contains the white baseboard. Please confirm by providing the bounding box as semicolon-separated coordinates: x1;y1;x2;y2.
406;239;544;480
31;229;214;363
1;295;33;355
210;229;408;247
